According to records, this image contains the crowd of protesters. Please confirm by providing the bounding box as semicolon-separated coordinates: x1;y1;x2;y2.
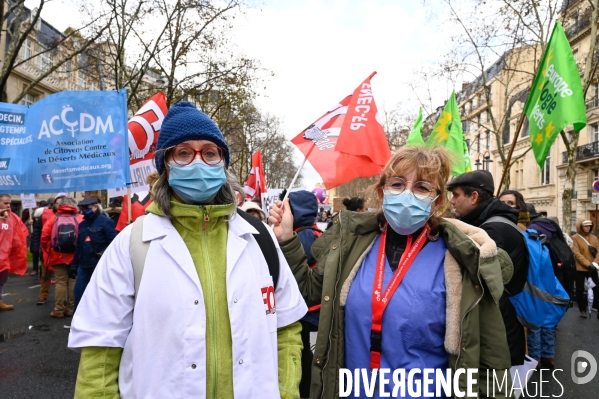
1;103;597;398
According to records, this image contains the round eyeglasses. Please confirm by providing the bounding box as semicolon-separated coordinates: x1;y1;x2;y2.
168;145;225;167
383;177;439;200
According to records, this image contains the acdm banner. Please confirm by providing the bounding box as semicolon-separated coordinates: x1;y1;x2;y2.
0;90;129;193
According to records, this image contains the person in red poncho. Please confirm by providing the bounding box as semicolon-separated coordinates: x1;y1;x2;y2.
116;172;159;231
0;194;29;310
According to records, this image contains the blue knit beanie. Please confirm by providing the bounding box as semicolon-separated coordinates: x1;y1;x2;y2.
155;102;229;174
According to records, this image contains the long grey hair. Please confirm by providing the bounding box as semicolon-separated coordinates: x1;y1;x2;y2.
153;153;244;219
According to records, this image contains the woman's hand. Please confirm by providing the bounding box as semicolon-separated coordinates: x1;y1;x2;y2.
268;199;294;241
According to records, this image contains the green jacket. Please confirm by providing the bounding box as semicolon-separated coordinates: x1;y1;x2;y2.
279;211;514;399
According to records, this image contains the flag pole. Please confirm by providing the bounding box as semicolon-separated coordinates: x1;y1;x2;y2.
282;144;316;203
127;187;132;224
496;112;526;197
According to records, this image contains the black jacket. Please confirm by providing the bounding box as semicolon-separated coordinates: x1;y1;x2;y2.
71;210;118;270
460;198;528;366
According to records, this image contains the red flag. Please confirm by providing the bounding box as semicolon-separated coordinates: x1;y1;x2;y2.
116;192;152;231
291;72;391;189
244;150;267;201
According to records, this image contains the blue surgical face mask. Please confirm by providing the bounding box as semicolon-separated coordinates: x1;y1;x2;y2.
81;207;94;217
168;160;227;204
382;190;437;235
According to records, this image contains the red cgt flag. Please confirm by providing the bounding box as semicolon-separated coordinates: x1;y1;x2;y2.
244;150;267;201
291;72;391;189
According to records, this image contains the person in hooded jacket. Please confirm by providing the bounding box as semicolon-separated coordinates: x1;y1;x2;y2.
36;196;63;305
284;189;321;399
71;196;118;310
0;194;28;310
447;170;528;367
571;219;599;318
40;197;84;318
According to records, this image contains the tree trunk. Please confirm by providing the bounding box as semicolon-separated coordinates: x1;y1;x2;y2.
563;136;578;230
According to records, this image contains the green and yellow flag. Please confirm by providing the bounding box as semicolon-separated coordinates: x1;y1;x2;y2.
427;91;472;175
524;22;586;168
406;107;424;145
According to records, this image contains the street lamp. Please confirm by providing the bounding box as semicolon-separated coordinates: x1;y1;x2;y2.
474;157;482;170
482;151;493;171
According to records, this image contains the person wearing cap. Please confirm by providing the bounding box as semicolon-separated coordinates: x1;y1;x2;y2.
69;102;307;399
571;219;599;318
240;200;266;222
70;196;117;311
447;170;527;367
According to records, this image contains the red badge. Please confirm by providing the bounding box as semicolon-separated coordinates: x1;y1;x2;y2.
85;236;91;242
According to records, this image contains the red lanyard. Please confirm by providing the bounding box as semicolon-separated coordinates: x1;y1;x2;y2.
370;224;430;370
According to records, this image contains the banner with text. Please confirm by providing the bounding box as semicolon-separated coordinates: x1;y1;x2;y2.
0;90;129;194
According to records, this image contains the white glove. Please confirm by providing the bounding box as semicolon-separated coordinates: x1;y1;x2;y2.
592;262;599;270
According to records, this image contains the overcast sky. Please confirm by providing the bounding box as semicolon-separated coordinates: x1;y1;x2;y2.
30;0;456;189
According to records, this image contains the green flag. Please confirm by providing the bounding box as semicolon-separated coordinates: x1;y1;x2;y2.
426;91;472;175
406;107;424;145
524;22;586;168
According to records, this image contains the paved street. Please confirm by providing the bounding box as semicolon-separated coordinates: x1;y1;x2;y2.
1;270;599;398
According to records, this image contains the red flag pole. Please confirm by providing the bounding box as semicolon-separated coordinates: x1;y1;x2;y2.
282;144;316;203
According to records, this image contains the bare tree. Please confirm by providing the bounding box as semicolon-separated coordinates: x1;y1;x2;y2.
559;0;599;228
0;0;111;103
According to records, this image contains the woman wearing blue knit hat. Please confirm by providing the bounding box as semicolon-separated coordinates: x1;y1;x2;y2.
69;102;307;398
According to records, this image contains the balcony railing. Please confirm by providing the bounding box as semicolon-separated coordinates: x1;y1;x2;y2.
562;141;599;164
566;16;591;39
587;98;599;109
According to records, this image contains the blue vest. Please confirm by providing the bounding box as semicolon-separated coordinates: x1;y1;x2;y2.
345;234;449;398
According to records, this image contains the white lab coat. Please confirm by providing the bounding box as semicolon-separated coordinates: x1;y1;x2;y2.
68;212;307;399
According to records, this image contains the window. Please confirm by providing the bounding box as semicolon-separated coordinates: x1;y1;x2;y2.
462;120;470;133
21;39;32;60
591;123;599;143
541;155;551;185
481;111;487;124
37;49;52;71
63;60;71;74
485;130;491;149
573;50;578;63
521;117;530;137
90;82;97;91
516;160;524;188
78;74;87;89
20;93;35;106
480;132;486;151
472;96;478;109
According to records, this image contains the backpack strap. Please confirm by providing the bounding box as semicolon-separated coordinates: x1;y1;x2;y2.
129;215;149;303
237;209;280;290
482;215;522;233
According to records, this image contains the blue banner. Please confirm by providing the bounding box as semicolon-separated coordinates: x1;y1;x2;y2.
0;90;130;193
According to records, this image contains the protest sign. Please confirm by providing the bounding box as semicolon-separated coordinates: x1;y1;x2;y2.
20;194;37;209
0;90;129;194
